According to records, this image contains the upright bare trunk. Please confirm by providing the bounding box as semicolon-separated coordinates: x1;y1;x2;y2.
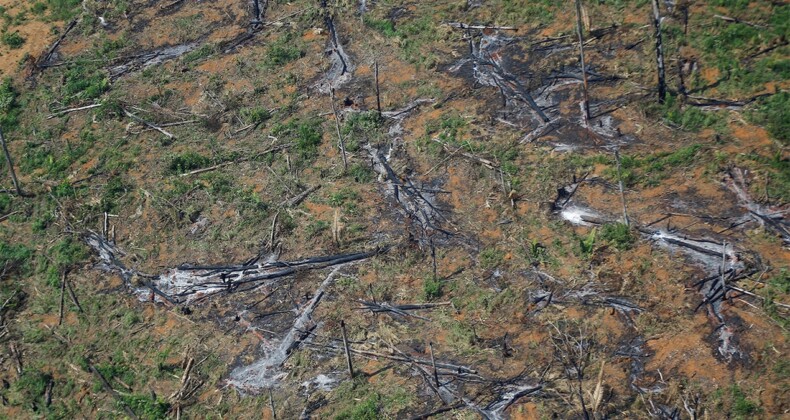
651;0;667;103
0;127;22;195
574;0;591;123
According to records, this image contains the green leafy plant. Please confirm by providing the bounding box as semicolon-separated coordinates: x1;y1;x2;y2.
423;277;442;300
271;117;323;162
264;32;305;67
578;228;597;258
166;152;211;174
1;31;25;48
0;77;21;130
599;223;635;251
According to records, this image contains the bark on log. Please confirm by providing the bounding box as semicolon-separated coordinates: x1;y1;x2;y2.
651;0;667;103
575;0;591;123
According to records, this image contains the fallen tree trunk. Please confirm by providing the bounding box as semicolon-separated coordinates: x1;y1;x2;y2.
85;232;386;303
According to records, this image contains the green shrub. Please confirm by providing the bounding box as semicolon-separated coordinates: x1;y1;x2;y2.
1;31;25;48
100;175;131;212
43;238;88;287
0;77;21;130
306;220;329;237
240;106;271;125
600;223;635;251
182;43;216;65
166;152;211;174
272;118;323;162
329;188;358;207
342;111;384;151
578;228;597;258
423;277;442;300
661;95;724;131
363;17;396;37
30;2;47;14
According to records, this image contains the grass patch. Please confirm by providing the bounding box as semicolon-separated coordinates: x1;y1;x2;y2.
62;61;110;104
363;17;396;37
347;163;373;183
264;32;305;67
182;43;216;66
271;117;323;163
121;394;170;419
750;92;789;144
608;143;703;187
0;241;33;276
342;111;384;151
46;0;82;21
479;247;505;269
730;384;761;418
657;95;726;132
762;269;789;330
335;393;379;420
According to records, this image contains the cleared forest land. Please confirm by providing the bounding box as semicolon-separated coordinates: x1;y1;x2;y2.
0;0;788;418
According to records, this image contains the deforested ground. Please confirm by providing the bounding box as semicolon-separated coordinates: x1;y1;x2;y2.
0;0;788;418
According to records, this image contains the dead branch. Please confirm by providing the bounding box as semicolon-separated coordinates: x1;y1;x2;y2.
375;61;382;118
46;103;102;119
328;85;348;170
409;403;465;420
58;272;66;325
179;143;291;177
431;138;499;170
9;342;22;375
282;184;321;208
614;150;629;226
723;168;790;245
356;300;451;320
713;14;765;28
66;276;84;313
446;23;518;31
366;144;453;242
123;109;175;139
340;321;354;378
